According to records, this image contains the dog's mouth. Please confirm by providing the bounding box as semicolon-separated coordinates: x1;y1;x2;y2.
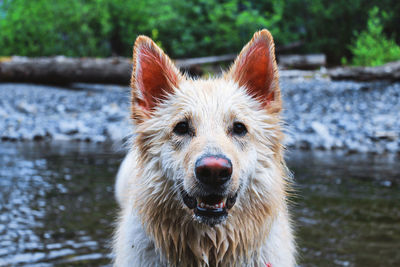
181;190;238;226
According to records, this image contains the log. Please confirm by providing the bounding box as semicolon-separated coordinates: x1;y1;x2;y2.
329;61;400;81
0;55;239;84
0;56;133;84
4;54;398;85
278;54;326;69
174;41;304;67
175;54;236;68
0;41;306;85
175;54;236;77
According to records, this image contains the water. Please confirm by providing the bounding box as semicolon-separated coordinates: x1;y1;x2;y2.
0;142;120;266
0;142;399;266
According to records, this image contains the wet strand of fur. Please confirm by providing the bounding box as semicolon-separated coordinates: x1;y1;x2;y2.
132;155;280;265
129;97;290;266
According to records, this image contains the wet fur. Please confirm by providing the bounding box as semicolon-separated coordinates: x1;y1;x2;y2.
114;30;296;266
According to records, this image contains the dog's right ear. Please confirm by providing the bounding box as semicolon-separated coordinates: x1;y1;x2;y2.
131;36;182;123
227;29;281;113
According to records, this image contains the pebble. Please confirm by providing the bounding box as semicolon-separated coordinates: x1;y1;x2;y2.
282;78;400;153
0;83;131;143
0;77;399;153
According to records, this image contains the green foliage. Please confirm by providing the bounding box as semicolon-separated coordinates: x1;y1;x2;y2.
0;0;298;58
347;7;400;66
0;0;399;65
278;0;400;64
0;0;112;57
141;0;296;58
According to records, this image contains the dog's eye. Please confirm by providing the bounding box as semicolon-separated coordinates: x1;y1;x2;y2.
232;122;247;136
173;121;190;135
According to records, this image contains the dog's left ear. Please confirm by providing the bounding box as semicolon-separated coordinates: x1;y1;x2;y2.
131;36;183;122
227;29;281;113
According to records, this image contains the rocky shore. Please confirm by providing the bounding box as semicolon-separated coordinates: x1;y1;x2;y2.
0;83;132;144
282;77;399;153
0;74;399;153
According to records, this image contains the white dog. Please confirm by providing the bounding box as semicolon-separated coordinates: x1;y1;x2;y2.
114;29;296;267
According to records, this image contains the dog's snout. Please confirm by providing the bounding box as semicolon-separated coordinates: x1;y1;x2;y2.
195;155;232;186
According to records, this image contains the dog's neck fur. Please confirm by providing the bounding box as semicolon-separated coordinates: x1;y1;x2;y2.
132;136;287;266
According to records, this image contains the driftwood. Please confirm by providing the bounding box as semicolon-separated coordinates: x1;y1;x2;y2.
329;61;400;81
175;54;236;68
175;41;304;67
278;54;326;69
0;41;307;84
176;54;236;77
2;54;399;85
0;55;239;84
0;56;132;84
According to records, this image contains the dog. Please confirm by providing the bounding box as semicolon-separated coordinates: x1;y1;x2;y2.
113;29;296;266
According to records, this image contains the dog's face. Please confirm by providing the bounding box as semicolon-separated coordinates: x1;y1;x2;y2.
131;30;281;226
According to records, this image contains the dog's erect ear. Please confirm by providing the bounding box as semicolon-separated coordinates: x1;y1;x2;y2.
227;29;281;113
131;36;182;121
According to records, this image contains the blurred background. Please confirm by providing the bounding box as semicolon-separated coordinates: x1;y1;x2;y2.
0;0;399;65
0;0;399;266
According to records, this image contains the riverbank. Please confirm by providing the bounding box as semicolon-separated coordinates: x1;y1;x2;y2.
282;76;400;153
0;73;399;153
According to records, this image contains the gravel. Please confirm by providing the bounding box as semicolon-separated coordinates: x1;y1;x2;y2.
0;75;399;153
282;77;400;153
0;83;132;143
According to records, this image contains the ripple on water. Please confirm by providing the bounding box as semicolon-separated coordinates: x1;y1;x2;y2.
0;142;120;266
0;142;399;266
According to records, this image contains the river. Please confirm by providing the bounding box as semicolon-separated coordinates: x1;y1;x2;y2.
0;142;399;266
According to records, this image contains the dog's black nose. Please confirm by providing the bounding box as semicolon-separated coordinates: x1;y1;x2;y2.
195;155;232;186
